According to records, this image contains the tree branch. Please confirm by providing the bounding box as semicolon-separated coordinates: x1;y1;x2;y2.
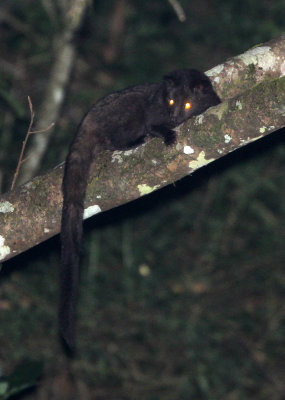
0;35;284;263
10;97;55;190
17;0;89;185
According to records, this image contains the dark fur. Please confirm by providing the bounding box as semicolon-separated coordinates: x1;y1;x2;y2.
60;69;220;348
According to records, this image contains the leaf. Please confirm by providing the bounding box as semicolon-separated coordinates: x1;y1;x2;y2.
1;360;43;399
0;382;9;396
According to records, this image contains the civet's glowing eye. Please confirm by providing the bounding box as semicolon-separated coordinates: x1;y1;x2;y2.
185;102;191;109
169;99;175;106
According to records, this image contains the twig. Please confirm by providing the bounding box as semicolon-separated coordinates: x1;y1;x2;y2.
168;0;186;22
10;97;54;190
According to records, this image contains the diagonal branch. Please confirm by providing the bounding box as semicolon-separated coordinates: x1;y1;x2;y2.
0;35;284;263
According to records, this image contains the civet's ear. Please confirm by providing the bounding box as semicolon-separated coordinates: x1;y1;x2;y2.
193;78;212;94
163;70;181;87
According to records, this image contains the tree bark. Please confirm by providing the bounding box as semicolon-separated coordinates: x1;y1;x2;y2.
0;35;284;263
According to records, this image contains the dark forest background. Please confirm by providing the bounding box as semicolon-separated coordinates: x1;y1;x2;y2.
0;1;284;399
